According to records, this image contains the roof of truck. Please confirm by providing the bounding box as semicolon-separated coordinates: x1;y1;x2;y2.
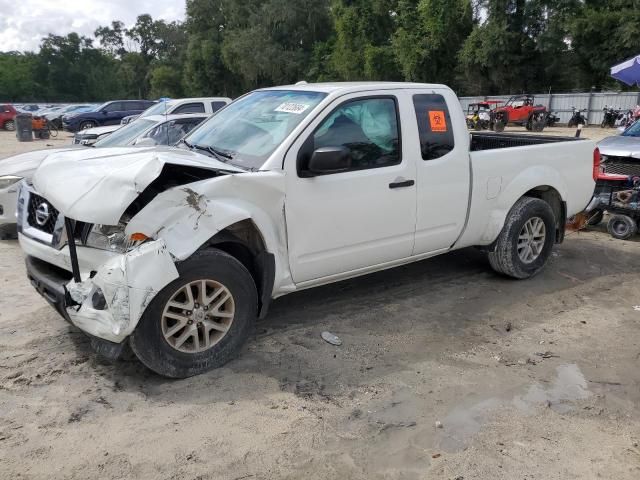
261;82;449;94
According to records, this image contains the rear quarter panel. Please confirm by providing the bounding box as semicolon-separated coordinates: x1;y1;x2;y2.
456;139;596;248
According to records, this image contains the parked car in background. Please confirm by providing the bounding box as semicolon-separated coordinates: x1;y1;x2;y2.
74;113;208;146
45;104;95;128
1;114;208;238
17;104;40;113
17;82;596;377
63;100;155;132
73;124;121;145
120;97;231;125
596;120;640;178
0;104;17;131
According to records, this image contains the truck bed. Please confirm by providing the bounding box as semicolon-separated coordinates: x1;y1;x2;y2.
470;132;582;151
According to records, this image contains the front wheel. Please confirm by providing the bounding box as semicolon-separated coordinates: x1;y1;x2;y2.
79;121;96;130
130;249;258;378
488;197;556;279
4;119;15;131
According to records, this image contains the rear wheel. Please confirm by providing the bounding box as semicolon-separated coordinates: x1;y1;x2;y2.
607;215;637;240
130;249;258;378
79;121;96;130
488;197;556;279
4;119;15;131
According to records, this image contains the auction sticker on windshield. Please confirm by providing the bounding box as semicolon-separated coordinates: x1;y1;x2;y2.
275;102;311;114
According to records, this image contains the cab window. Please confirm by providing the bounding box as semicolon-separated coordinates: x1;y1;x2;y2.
412;94;455;160
298;96;401;176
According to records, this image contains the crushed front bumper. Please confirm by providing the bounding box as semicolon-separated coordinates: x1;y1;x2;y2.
20;233;179;344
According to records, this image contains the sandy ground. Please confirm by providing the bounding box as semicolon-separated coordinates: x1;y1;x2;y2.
1;124;639;479
0;130;75;160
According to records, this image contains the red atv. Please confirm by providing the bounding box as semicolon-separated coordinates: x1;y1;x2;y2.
492;95;547;133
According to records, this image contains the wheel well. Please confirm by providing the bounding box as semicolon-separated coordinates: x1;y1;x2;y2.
202;220;275;318
523;186;566;243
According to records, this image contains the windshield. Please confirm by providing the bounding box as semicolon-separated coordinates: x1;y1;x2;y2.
139;101;171;118
622;121;640;137
185;90;327;170
93;118;156;147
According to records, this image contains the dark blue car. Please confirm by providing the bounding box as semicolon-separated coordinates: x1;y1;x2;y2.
63;100;155;132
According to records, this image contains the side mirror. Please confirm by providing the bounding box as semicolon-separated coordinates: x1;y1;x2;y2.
308;146;351;174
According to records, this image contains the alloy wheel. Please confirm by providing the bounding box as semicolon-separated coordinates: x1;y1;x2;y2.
161;279;235;353
517;217;546;264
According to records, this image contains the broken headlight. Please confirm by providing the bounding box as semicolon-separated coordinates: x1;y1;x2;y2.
84;223;145;253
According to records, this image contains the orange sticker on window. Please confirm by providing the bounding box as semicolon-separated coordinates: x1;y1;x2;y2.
429;110;447;132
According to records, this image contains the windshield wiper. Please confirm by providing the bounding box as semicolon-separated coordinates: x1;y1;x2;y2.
177;139;232;163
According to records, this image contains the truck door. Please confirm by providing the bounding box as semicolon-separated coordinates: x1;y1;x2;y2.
284;92;417;284
410;91;471;254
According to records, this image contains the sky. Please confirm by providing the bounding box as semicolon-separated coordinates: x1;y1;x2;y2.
0;0;186;52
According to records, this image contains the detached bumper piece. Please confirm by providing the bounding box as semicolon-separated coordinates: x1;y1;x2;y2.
25;255;125;360
25;256;73;322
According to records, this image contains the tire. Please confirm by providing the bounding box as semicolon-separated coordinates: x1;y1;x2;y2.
586;209;604;226
488;197;556;279
4;119;15;131
568;119;576;128
532;120;545;132
526;117;533;131
48;123;58;137
494;121;506;133
607;215;637;240
79;121;96;130
130;248;258;378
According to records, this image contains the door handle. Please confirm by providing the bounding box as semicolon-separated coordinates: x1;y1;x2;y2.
389;179;415;189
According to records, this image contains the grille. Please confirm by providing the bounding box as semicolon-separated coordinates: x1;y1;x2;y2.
27;193;59;234
603;157;640;177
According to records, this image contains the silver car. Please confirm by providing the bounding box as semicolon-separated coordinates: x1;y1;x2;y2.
597;121;640;177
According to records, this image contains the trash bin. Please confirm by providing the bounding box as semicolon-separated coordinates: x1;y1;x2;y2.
15;113;33;142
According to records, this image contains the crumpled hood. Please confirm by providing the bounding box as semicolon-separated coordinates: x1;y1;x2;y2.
0;147;80;178
598;135;640;158
32;146;244;225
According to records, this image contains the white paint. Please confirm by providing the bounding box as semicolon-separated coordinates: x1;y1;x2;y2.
20;82;597;346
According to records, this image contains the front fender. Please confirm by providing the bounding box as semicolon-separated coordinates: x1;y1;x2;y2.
125;171;292;292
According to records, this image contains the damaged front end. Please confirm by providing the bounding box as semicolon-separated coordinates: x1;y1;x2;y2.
18;148;247;356
19;147;287;359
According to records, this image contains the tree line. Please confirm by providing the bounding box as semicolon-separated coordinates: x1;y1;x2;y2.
1;0;639;102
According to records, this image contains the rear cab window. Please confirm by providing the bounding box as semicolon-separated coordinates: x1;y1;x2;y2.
173;103;206;114
211;101;227;112
412;94;455;160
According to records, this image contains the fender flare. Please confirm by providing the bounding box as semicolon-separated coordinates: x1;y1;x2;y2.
480;166;568;244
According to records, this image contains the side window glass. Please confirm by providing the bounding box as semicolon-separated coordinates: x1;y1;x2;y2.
211;101;226;112
103;102;122;113
173;103;205;114
412;94;455;160
299;97;401;175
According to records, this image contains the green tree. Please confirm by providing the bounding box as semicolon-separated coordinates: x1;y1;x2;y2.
149;65;184;98
393;0;473;86
570;0;640;89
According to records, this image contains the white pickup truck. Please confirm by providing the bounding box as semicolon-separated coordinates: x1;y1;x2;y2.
18;82;596;378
